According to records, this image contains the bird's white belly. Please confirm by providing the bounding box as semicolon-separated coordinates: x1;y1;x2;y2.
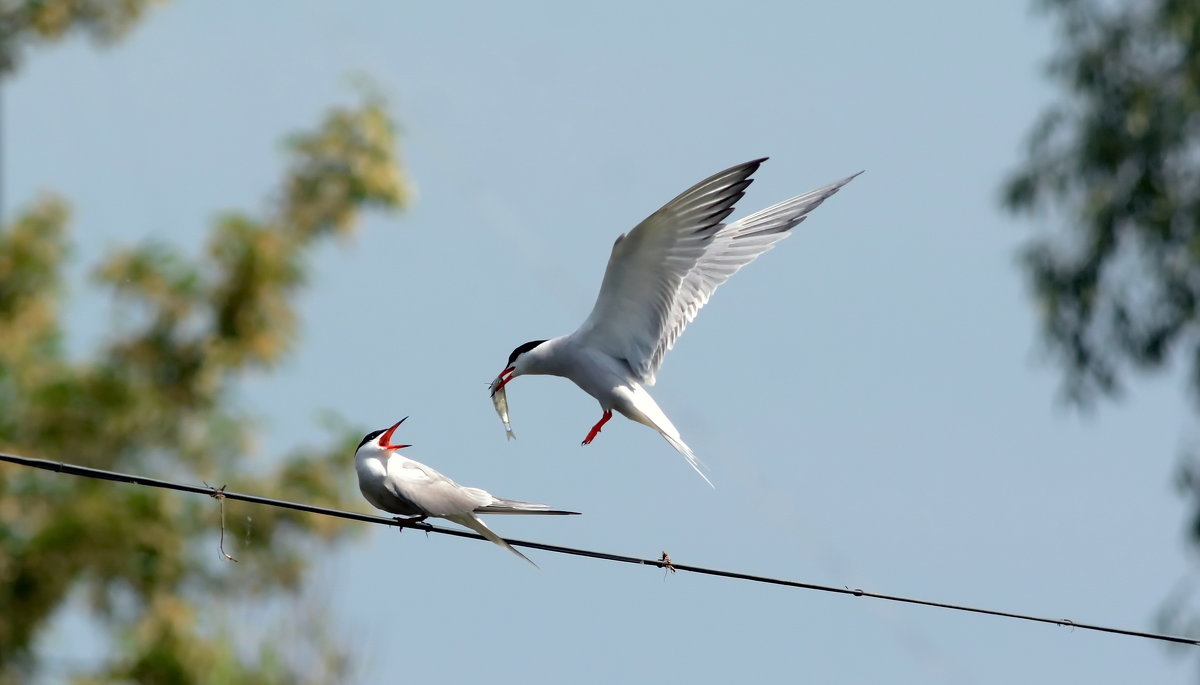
565;361;636;410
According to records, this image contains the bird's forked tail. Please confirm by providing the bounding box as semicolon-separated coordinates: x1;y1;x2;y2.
446;513;538;567
622;386;714;488
657;428;714;488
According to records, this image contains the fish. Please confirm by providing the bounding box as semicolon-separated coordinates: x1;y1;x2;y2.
489;376;516;440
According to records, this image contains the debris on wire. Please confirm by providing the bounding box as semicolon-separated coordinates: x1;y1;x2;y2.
204;482;238;563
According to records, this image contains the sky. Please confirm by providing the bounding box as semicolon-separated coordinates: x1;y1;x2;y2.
9;1;1200;683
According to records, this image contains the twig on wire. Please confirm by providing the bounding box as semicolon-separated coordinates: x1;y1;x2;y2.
204;482;238;563
659;550;676;580
1;451;1198;647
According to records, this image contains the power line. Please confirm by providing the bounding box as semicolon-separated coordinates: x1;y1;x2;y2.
1;451;1197;647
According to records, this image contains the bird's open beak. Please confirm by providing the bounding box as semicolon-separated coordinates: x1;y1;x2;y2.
379;417;412;450
490;367;516;396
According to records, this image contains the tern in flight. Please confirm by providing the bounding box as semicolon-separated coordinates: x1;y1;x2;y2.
490;158;860;485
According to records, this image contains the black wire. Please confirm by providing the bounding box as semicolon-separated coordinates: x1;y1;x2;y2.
2;451;1197;647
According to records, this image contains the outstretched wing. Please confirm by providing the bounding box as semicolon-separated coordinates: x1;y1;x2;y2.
573;159;765;381
643;171;863;384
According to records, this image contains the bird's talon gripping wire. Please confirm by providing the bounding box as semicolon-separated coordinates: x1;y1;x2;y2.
392;514;428;532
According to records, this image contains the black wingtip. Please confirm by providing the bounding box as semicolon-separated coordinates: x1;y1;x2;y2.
742;157;768;174
721;157;768;176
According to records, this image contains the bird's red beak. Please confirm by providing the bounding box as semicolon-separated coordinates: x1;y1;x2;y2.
379;417;412;450
494;367;516;393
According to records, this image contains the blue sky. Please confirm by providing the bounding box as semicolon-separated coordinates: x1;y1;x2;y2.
10;1;1198;683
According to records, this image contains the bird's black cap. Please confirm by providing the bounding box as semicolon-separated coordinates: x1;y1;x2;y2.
357;429;386;451
507;340;547;366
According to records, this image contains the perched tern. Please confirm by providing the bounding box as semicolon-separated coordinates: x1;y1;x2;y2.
490;158;860;485
355;418;580;565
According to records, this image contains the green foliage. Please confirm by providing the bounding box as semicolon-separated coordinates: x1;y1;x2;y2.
0;0;163;74
1006;0;1200;642
1004;0;1200;405
0;95;409;681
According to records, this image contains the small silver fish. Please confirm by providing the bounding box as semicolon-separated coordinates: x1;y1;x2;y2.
489;377;516;440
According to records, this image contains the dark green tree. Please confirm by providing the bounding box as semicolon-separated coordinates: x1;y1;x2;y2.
0;2;411;682
1004;0;1200;637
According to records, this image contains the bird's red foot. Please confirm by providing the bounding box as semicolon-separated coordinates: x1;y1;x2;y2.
393;514;428;529
581;409;613;445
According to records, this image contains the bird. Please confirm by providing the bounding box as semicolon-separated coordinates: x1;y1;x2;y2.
490;158;861;486
354;417;580;565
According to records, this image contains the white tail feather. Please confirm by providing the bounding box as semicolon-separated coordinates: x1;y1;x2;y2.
621;385;714;488
446;513;538;567
658;429;713;488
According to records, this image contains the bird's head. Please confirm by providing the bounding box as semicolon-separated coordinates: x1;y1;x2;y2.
491;339;547;394
356;417;412;456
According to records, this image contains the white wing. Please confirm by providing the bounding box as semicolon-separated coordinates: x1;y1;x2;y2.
645;171;863;383
576;163;862;385
573;159;765;381
386;458;492;517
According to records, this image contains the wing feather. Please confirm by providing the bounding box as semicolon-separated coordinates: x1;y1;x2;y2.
386;459;491;517
575;162;861;385
474;496;580;515
643;171;863;382
573;159;766;377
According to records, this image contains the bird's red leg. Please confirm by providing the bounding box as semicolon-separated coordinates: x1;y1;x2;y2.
581;409;613;446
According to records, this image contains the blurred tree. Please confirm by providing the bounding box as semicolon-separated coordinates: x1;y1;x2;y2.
0;3;411;682
1004;0;1200;637
0;0;163;74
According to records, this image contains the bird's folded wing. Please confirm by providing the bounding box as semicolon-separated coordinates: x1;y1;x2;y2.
388;460;491;517
474;495;580;515
573;159;765;384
